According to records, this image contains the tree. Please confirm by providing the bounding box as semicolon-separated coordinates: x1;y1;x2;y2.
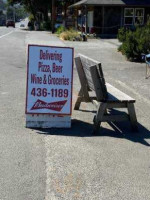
15;6;27;20
7;0;51;21
56;0;76;27
0;0;6;10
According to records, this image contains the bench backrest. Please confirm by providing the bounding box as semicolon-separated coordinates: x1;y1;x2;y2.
75;54;108;101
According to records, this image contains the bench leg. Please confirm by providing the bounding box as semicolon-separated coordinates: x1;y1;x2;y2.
93;103;107;134
74;89;83;110
127;103;138;132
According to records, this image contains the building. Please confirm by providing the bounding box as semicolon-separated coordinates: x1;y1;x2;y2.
69;0;150;35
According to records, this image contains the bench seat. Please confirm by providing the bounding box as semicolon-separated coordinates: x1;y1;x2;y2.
106;83;135;103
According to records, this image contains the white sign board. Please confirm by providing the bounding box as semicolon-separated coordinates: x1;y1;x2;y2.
26;45;74;115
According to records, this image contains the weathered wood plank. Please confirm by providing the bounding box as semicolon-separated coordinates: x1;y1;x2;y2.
88;81;95;91
90;65;107;101
78;53;100;66
106;83;135;103
82;67;91;76
75;57;90;101
93;102;107;133
92;100;127;109
99;77;108;98
74;89;83;110
97;63;104;78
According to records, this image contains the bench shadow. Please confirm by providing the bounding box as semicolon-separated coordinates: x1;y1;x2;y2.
106;121;150;147
34;119;150;147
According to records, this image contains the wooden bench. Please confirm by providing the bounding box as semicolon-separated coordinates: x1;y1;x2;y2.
74;54;138;133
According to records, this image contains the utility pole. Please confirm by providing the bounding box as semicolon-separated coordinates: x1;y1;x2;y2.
51;0;55;33
13;6;15;22
5;9;7;22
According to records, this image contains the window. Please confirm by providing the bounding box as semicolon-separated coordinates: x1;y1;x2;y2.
124;8;134;25
134;8;144;25
124;8;144;26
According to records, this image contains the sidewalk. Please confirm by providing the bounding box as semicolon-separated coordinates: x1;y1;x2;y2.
26;31;150;200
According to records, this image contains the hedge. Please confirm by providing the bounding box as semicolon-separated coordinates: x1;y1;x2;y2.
118;19;150;61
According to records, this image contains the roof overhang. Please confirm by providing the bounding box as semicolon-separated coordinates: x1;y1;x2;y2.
69;0;150;8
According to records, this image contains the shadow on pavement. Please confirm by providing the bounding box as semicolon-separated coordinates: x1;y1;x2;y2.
34;119;150;147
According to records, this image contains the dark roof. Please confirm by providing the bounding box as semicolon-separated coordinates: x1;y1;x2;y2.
69;0;150;8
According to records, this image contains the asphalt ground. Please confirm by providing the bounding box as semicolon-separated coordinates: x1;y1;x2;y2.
0;27;15;38
0;28;150;200
34;33;150;199
0;28;46;200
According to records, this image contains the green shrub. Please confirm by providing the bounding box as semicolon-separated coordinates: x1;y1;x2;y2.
118;20;150;61
117;27;128;42
56;25;66;35
121;31;138;60
28;14;35;22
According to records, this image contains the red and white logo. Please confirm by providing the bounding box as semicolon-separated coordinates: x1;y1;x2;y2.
31;99;67;112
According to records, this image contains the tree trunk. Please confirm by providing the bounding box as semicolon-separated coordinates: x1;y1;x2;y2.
51;0;55;33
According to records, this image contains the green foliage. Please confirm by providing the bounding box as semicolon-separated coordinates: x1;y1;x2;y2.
120;30;138;60
117;27;128;42
40;21;51;31
56;25;66;35
15;6;27;20
28;14;34;21
118;21;150;61
8;0;51;21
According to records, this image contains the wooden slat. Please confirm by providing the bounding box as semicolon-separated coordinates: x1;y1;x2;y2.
83;72;95;91
79;53;100;66
88;81;95;91
97;63;104;78
106;83;135;103
90;65;107;101
83;67;93;79
79;54;107;97
75;57;90;101
99;77;108;98
82;63;91;71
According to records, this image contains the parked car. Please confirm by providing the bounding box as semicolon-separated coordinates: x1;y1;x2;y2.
6;20;15;28
20;23;25;27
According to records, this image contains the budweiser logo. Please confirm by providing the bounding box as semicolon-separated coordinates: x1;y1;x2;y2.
31;99;67;112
